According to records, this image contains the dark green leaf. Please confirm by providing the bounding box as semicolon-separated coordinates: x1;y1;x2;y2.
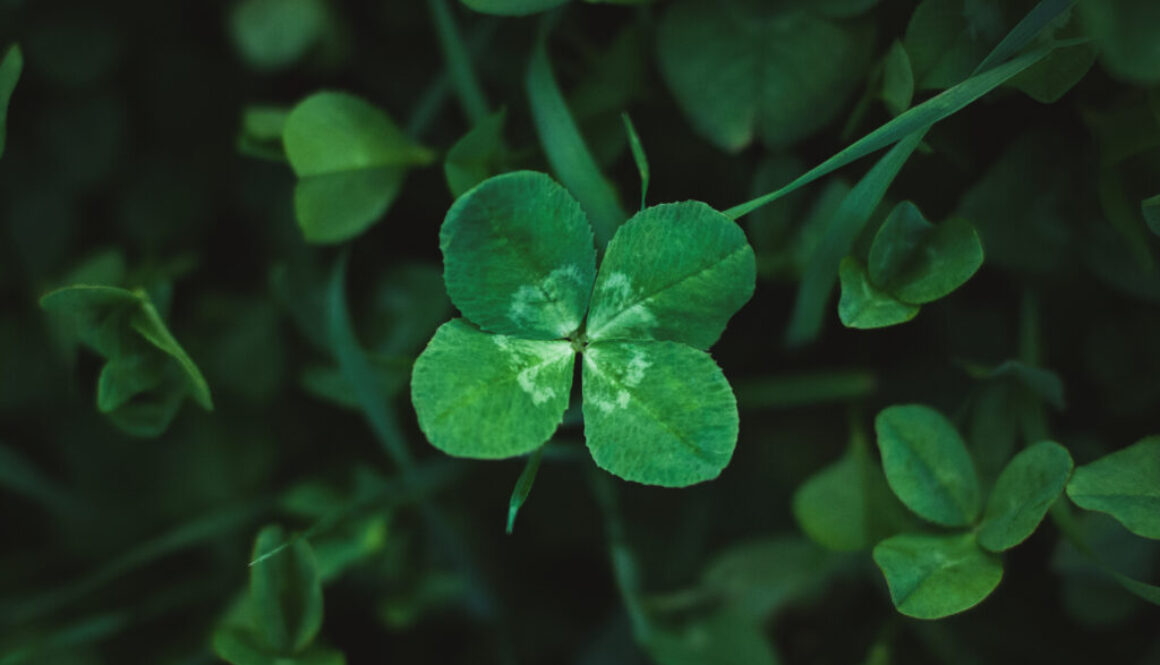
1009;40;1096;104
461;0;568;15
213;626;346;665
978;440;1074;551
700;536;836;619
904;0;1003;90
1143;193;1160;237
1079;0;1160;85
440;171;597;339
249;525;324;654
283;91;434;244
837;257;920;329
229;0;326;72
647;607;780;665
867;203;984;304
412;319;574;458
582;340;737;487
873;532;1003;619
238;105;289;161
881;41;914;115
0;43;22;159
1066;437;1160;540
586;201;755;349
444;108;507;198
875;404;981;526
656;0;873;152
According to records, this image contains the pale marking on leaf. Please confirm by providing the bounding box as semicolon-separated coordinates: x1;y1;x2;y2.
509;264;586;337
583;346;651;413
589;272;656;340
492;334;570;405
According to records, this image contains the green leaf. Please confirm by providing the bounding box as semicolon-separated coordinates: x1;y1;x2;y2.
875;404;981;527
872;532;1003;619
283;91;435;244
837;257;920;329
1143;193;1160;237
1079;0;1160;85
250;525;324;654
130;300;214;410
868;203;984;304
881;41;914;115
40;285;143;357
238;105;289;162
0;43;22;159
1009;39;1097;104
411;319;575;458
229;0;326;72
526;29;628;248
647;607;780;665
793;436;910;551
461;0;568;15
1066;437;1160;540
586;201;755;349
988;360;1065;410
96;347;170;414
656;0;873;152
978;441;1074;552
904;0;1002;90
440;171;597;339
784;131;925;346
444;108;507;198
811;0;880;19
582;340;737;487
213;627;346;665
700;536;837;620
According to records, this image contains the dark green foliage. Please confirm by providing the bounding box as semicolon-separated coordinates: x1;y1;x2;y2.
4;0;1160;662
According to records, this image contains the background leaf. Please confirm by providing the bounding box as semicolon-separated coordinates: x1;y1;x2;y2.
0;43;22;159
460;0;568;15
283;91;434;244
875;404;981;526
656;0;873;152
249;525;324;654
837;257;920;330
978;440;1073;552
444;108;507;198
872;532;1003;619
1067;437;1160;540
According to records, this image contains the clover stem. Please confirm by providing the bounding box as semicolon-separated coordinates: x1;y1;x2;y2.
569;329;588;354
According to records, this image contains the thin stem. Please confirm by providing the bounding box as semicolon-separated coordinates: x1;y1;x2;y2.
427;0;489;125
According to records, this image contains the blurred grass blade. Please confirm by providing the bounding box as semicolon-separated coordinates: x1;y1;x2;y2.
0;442;76;514
527;19;627;248
784;131;925;347
725;47;1052;221
506;447;544;534
972;0;1075;76
0;43;22;159
326;254;414;473
428;0;488;124
621;112;650;210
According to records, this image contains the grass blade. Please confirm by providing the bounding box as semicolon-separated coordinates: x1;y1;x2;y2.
972;0;1075;76
527;20;628;247
427;0;489;124
621;112;650;210
506;447;544;534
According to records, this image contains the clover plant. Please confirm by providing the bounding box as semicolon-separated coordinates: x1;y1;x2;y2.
411;170;755;487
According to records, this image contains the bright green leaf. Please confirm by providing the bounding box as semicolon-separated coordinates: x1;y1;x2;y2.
978;440;1074;552
1066;437;1160;540
837;257;920;329
444;108;507;198
868;202;984;304
283;91;434;244
250;525;324;654
229;0;326;72
440;171;597;339
875;404;981;527
586;201;755;349
0;43;22;159
656;0;873;152
461;0;568;15
411;319;575;458
582;340;737;487
881;41;914;115
872;532;1003;619
1143;193;1160;237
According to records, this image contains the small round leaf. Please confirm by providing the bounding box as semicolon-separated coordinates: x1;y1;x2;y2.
978;440;1074;552
873;532;1002;619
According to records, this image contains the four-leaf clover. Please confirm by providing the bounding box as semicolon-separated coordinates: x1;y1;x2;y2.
410;171;756;487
